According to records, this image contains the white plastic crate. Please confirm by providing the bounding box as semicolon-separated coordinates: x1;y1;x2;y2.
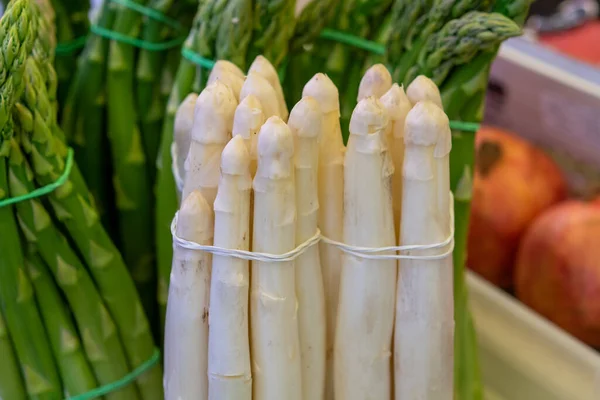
467;271;600;400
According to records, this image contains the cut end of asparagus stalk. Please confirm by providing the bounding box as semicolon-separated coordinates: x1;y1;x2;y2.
302;73;340;115
349;97;389;138
288;97;322;139
177;190;214;242
357;64;393;101
191;81;238;143
208;61;245;101
255;116;295;181
404;101;446;148
406;75;443;109
221;135;251;177
249;55;289;121
240;72;281;120
380;84;412;139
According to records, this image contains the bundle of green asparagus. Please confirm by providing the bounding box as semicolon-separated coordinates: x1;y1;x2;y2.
0;1;162;398
59;0;197;334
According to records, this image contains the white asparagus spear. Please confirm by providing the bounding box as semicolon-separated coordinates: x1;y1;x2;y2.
232;94;266;177
288;97;326;400
406;75;443;108
301;72;344;400
380;84;412;240
208;136;253;400
335;97;396;400
357;64;393;101
208;60;246;101
251;116;302;400
395;101;454;400
240;72;282;120
174;93;198;198
249;55;289;121
164;190;213;400
181;80;238;206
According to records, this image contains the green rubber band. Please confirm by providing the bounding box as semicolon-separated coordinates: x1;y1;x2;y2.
181;48;216;69
449;121;480;132
0;148;74;208
68;348;161;400
55;36;88;55
109;0;183;30
90;25;185;51
319;28;386;55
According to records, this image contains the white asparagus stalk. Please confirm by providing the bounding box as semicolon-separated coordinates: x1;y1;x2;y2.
181;80;238;206
208;135;253;400
380;84;412;240
406;75;443;108
302;72;344;400
395;101;454;400
174;93;198;198
335;97;396;400
251;116;302;400
249;55;289;121
232;94;266;177
164;190;213;400
240;72;282;120
357;64;392;101
288;97;326;400
208;60;246;101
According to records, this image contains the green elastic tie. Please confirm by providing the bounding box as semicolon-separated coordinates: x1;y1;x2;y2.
319;28;386;55
449;121;480;132
89;0;185;51
68;348;161;400
55;36;87;55
0;148;74;208
181;48;216;69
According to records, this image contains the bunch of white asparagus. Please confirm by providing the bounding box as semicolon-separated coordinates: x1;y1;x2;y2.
164;56;455;400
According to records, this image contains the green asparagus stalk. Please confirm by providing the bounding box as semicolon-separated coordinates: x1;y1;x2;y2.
0;309;26;400
60;0;118;238
155;1;213;331
8;133;139;400
290;0;340;51
248;0;296;67
15;43;163;400
403;12;521;86
0;2;62;398
22;249;99;398
106;0;156;329
192;0;224;92
215;0;253;70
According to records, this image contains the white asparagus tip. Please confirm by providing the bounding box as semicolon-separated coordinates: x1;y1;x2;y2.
174;92;198;140
404;101;449;148
406;75;443;109
240;72;281;119
256;116;294;179
349;97;389;137
380;83;412;138
233;94;265;140
177;190;214;240
249;55;278;79
357;64;392;101
302;73;340;114
221;135;251;176
211;59;245;79
192;80;237;143
288;97;322;139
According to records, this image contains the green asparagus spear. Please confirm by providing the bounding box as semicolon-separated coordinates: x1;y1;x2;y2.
106;0;157;329
248;0;296;67
60;0;118;239
0;309;26;400
22;249;99;398
8;132;138;400
290;0;340;51
404;12;521;86
16;45;163;400
155;1;210;331
215;0;253;70
0;2;62;398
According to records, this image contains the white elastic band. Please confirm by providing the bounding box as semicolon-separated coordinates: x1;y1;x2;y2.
170;193;455;262
171;142;184;192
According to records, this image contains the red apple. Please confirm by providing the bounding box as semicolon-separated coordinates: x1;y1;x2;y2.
515;200;600;347
467;125;567;288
